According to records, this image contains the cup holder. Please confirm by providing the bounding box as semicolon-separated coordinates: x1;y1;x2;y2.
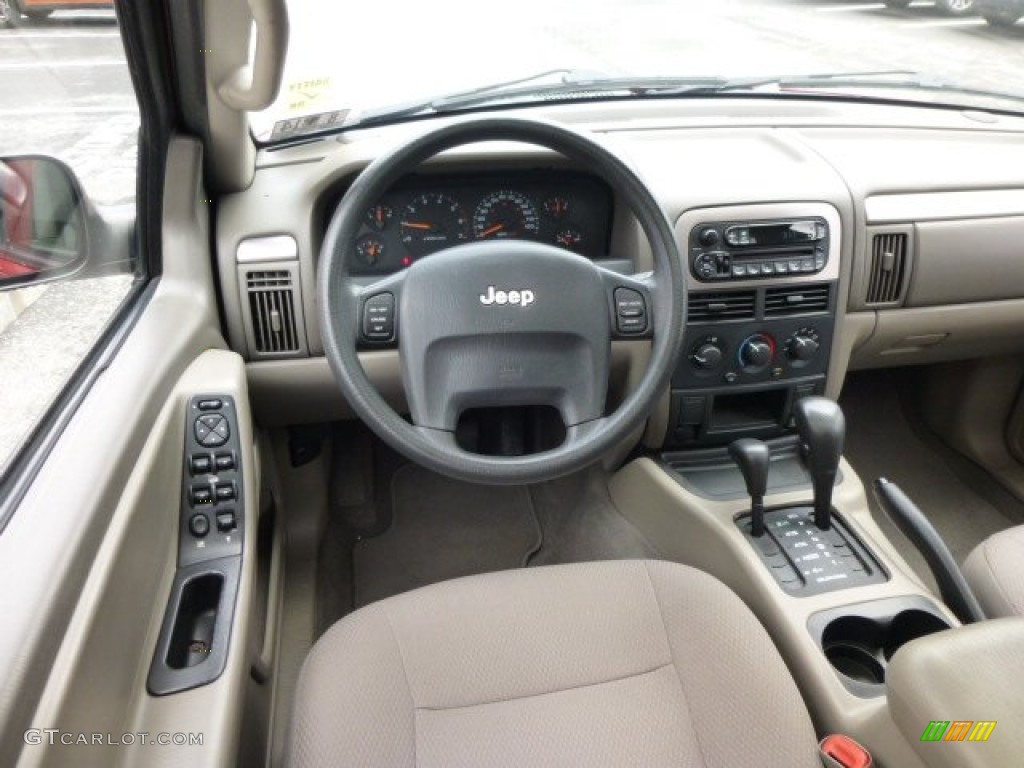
809;597;953;697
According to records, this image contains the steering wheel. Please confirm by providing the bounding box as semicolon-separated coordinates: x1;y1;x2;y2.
318;116;685;485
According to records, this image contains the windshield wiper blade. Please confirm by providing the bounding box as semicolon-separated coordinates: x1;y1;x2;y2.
355;69;582;127
351;72;730;129
703;70;1024;105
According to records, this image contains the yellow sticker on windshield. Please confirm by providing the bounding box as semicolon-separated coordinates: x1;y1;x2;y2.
287;77;333;114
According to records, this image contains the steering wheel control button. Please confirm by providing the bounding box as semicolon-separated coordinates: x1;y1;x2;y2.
215;482;237;502
362;293;396;341
614;288;648;334
214;452;236;471
216;510;237;532
189;454;212;475
189;513;210;538
195;413;230;447
190;484;213;506
197;399;222;411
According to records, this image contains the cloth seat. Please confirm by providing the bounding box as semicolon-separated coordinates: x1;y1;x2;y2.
287;559;820;768
963;525;1024;618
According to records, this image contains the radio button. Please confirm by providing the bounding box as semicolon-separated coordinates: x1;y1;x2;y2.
789;260;801;272
800;258;815;272
732;265;746;277
774;262;788;274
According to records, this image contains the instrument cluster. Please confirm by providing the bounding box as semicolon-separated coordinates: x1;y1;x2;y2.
338;170;613;274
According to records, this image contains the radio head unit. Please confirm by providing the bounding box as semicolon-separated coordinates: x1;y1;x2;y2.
690;218;829;282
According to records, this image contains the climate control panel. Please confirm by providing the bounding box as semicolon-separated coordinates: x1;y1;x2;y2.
668;279;836;447
677;321;831;389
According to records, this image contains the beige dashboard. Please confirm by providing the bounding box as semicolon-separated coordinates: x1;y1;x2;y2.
215;98;1024;436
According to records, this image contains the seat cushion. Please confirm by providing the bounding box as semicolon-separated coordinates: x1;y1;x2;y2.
963;526;1024;618
287;559;819;768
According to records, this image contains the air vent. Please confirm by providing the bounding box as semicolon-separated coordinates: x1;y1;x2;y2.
687;290;756;322
866;232;909;305
765;284;830;316
246;270;301;354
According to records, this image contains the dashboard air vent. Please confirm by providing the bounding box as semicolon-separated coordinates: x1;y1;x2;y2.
246;270;300;354
765;284;830;316
687;290;756;322
866;232;909;305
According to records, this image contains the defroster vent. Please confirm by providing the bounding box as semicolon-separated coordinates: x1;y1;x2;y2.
687;290;756;322
246;270;300;354
765;284;830;316
866;232;909;305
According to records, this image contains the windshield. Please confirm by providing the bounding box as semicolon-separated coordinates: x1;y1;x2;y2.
253;0;1024;141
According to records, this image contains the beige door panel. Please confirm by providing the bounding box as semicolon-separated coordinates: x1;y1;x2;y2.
0;138;244;767
19;351;260;768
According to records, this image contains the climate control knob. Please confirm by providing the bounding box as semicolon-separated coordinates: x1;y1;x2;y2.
690;339;724;371
738;334;775;373
786;328;821;366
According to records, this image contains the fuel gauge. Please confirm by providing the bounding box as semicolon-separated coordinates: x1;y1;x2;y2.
356;235;385;266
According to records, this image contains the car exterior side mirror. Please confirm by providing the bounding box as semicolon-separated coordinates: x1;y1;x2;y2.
0;156;89;292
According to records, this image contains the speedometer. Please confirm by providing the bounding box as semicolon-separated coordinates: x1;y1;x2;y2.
473;191;540;241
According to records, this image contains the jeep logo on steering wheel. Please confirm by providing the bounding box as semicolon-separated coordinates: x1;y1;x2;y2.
479;286;535;307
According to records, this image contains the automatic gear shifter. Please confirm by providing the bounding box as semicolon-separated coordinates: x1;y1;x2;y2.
729;439;770;537
793;397;845;530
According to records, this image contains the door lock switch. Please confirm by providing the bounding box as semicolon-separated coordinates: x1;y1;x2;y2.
216;511;237;532
189;513;210;538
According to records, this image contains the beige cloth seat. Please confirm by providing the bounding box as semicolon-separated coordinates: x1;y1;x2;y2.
963;526;1024;618
287;560;819;768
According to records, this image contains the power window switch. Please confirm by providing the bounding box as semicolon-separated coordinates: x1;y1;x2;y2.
189;454;212;475
215;483;237;502
190;485;213;505
216;510;236;532
214;452;236;471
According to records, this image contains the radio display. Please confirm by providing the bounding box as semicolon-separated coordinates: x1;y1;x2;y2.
725;221;826;248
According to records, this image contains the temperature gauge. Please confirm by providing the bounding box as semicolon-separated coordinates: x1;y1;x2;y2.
356;235;385;266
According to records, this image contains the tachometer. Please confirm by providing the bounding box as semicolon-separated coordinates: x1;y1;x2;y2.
473;191;540;240
400;193;469;257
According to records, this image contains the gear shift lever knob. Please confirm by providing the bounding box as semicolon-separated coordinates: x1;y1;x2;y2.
793;396;845;530
729;438;770;537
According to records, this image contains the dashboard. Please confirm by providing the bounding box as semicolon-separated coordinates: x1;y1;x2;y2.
220;98;1024;438
326;170;614;274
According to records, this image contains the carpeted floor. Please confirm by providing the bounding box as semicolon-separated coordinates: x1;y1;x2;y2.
352;463;542;608
315;423;660;634
840;370;1023;592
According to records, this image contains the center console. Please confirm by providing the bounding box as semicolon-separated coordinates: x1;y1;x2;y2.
668;203;841;447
